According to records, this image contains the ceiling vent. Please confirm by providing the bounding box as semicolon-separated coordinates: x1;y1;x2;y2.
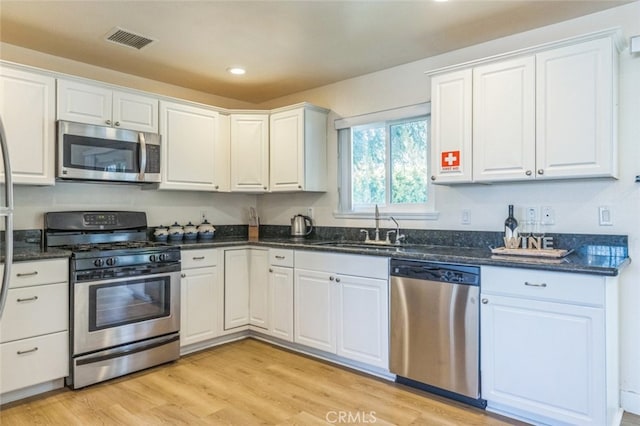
104;27;156;50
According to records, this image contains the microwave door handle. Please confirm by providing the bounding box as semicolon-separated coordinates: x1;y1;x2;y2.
138;132;146;181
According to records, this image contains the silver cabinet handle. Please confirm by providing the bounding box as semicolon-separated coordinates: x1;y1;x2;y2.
192;256;205;260
525;170;532;176
524;281;547;288
537;169;544;175
105;120;112;126
16;271;38;277
275;255;285;259
298;185;302;189
181;273;186;278
329;276;335;281
269;268;273;273
17;296;38;302
214;185;219;190
335;277;341;283
114;121;120;127
263;186;267;190
430;175;436;181
481;298;489;304
17;347;38;355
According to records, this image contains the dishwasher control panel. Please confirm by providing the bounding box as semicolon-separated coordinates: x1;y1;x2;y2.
390;260;480;286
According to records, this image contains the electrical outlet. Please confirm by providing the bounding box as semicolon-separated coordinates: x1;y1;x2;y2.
525;207;538;222
307;207;314;219
461;209;471;225
599;206;613;226
541;206;555;225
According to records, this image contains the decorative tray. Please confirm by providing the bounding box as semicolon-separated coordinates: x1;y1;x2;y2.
490;247;572;258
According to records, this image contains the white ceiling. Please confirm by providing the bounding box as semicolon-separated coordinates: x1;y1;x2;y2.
0;0;631;103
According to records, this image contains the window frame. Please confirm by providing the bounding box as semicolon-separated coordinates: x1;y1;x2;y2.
335;103;438;220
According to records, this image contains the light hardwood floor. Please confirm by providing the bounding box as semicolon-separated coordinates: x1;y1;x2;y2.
0;338;635;425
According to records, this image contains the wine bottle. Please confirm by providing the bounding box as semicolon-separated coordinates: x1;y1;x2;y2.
504;204;519;239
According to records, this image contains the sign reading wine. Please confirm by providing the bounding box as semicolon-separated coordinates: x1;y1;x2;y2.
440;150;460;171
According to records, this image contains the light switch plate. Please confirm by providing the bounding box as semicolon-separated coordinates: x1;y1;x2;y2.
599;206;613;226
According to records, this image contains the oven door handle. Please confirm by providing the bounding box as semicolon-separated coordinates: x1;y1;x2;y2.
75;333;179;366
138;132;147;181
73;268;181;287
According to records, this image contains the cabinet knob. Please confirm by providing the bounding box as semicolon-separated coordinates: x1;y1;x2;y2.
329;276;335;281
269;268;273;273
105;120;112;126
525;170;532;176
430;175;436;181
263;186;267;190
481;298;489;304
537;169;544;175
215;185;219;190
181;273;186;278
335;277;341;283
298;185;302;189
114;121;120;127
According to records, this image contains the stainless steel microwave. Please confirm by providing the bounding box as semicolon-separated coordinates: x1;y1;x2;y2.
57;120;161;184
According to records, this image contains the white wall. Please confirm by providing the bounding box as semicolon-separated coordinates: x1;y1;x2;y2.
256;2;640;414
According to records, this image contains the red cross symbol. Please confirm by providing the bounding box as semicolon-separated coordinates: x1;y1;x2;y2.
441;150;460;168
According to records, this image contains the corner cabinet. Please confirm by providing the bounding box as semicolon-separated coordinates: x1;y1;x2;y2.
230;114;269;192
0;64;56;185
269;104;328;192
429;30;620;184
159;100;228;192
480;266;620;426
57;79;158;133
294;251;389;369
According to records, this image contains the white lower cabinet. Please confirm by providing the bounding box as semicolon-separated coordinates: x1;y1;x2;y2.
224;248;251;330
249;249;269;329
0;259;69;396
294;251;389;369
268;264;294;341
180;249;220;347
480;266;619;426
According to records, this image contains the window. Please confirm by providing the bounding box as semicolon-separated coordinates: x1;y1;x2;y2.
336;103;435;219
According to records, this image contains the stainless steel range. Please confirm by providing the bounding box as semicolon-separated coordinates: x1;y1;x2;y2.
45;211;181;389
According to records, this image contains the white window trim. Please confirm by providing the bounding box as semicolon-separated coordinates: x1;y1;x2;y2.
334;103;439;221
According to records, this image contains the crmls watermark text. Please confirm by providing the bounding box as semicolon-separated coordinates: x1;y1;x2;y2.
325;410;377;424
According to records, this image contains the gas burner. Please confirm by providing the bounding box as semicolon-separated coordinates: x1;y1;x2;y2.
65;241;168;252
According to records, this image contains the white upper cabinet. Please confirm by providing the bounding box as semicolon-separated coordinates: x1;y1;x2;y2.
429;31;619;184
269;104;328;192
159;100;224;192
472;56;536;182
430;69;473;184
0;65;56;185
57;79;158;133
536;37;616;179
230;114;269;192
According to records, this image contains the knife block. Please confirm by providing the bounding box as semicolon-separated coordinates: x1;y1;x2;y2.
248;225;259;241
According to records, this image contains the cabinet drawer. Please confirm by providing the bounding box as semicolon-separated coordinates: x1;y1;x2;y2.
269;249;294;267
295;251;388;280
0;283;68;343
10;259;68;289
481;266;604;306
0;331;69;394
182;249;218;269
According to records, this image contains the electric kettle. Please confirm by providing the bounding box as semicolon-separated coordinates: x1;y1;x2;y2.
291;214;313;237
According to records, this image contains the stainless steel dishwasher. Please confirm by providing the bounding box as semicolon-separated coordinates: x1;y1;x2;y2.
389;259;485;408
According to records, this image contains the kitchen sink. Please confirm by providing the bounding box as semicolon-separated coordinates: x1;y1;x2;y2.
310;241;435;253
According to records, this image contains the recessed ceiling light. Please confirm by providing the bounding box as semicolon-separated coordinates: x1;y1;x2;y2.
227;67;246;75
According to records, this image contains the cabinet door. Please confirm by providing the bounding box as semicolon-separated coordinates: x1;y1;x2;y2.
57;79;112;127
294;268;336;352
180;266;219;347
430;69;473;184
269;266;294;341
481;294;606;425
473;57;536;182
249;249;269;330
270;108;304;191
0;66;56;185
159;101;220;191
112;90;158;133
224;249;250;330
230;114;269;192
536;37;616;179
336;275;389;368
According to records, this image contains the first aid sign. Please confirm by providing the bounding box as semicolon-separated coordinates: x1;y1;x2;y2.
440;150;460;171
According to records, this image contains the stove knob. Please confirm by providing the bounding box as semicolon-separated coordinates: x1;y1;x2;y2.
94;258;104;267
159;253;168;262
106;257;117;266
150;254;157;262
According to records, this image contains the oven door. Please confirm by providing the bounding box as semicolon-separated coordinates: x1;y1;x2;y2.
72;270;180;355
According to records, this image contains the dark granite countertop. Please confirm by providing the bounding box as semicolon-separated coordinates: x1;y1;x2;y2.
179;237;630;277
5;236;628;277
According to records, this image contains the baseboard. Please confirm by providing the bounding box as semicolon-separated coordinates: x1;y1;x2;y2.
0;379;65;405
621;390;640;416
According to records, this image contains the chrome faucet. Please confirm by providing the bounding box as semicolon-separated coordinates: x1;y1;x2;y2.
389;216;405;245
374;204;381;242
